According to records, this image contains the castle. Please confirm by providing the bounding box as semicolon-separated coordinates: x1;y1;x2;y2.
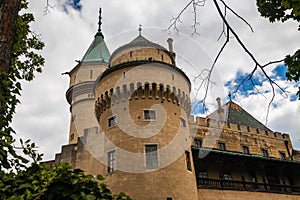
47;10;300;199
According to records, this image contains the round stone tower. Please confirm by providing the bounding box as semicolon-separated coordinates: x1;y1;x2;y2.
95;28;198;199
66;9;110;145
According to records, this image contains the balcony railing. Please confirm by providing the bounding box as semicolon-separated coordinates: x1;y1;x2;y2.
197;178;300;195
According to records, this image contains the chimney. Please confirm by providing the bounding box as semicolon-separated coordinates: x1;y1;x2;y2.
216;97;221;109
167;38;173;52
167;38;176;65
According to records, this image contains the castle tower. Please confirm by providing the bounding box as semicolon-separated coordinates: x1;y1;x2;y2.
65;9;110;145
94;27;198;199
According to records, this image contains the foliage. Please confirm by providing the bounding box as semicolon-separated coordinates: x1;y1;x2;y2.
0;1;131;199
257;0;300;99
0;162;131;200
256;0;300;28
0;0;45;171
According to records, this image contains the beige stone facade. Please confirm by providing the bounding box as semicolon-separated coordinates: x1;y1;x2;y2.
47;22;300;200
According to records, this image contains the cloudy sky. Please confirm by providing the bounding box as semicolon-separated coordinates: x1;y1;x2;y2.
12;0;299;161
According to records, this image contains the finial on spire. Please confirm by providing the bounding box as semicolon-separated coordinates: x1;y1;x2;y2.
95;7;104;38
228;93;232;101
98;8;102;33
138;24;142;36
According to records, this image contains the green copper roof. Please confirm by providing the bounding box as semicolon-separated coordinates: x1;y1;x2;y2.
193;147;300;164
81;34;110;63
81;8;110;63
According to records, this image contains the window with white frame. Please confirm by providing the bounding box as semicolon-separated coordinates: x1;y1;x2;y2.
108;116;116;128
145;144;158;168
107;150;116;173
144;110;156;120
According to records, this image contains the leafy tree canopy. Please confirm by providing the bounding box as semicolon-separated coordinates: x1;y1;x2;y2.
257;0;300;99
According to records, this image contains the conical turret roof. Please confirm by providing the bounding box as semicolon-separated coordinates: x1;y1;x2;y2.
81;34;110;63
81;8;110;63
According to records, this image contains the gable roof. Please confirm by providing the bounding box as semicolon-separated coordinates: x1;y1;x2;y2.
208;100;270;131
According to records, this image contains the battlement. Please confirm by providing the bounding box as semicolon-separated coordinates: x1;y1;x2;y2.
194;116;290;140
95;82;191;119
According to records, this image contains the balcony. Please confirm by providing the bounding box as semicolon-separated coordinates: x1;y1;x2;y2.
197;178;300;195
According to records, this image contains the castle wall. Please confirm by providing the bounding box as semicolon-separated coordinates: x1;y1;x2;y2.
192;117;293;160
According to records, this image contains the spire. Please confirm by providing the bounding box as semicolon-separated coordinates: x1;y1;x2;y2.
138;24;142;36
81;7;110;63
95;8;104;38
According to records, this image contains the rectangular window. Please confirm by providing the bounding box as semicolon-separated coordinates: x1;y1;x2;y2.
280;152;286;160
242;145;250;154
262;149;268;157
237;124;241;130
198;171;208;178
107;150;116;173
144;110;156;120
194;138;202;148
180;117;186;128
108;116;117;128
185;151;192;171
218;142;226;151
145;144;158;168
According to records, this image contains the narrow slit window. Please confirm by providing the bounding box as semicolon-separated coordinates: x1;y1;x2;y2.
185;151;192;171
180;117;186;128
